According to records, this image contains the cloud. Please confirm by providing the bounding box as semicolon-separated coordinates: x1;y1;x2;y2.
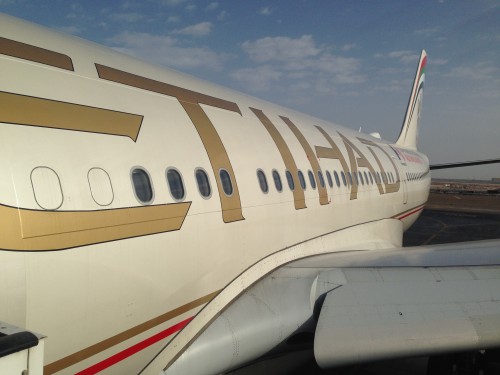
167;15;180;23
430;58;448;65
377;50;420;65
414;27;440;37
259;6;273;16
234;35;364;94
217;10;229;21
445;62;498;80
173;22;212;36
340;43;357;51
388;51;418;64
160;0;187;6
108;31;225;70
231;66;282;91
206;2;219;11
109;12;146;23
242;35;320;63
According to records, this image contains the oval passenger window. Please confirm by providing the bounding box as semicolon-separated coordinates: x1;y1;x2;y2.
195;169;211;198
131;168;153;203
166;168;185;201
308;170;316;189
88;168;114;206
272;170;283;192
298;170;306;190
31;166;63;210
257;169;268;193
220;169;233;196
286;170;295;190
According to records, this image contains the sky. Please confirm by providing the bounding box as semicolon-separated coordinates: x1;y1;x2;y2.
2;0;499;180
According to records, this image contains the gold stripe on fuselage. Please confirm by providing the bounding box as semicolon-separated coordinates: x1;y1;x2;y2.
0;92;143;141
0;202;191;251
44;290;220;374
0;36;74;71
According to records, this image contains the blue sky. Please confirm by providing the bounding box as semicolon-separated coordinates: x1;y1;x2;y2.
2;0;499;179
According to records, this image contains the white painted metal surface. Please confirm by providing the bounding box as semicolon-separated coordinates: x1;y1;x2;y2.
315;265;500;367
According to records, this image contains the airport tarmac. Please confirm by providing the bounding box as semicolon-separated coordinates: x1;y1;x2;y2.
290;193;500;375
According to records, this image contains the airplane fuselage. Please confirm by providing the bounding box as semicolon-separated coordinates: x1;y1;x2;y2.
0;14;430;374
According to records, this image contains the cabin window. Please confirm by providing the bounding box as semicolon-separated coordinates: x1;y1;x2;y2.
88;167;114;206
326;171;333;188
272;170;283;192
31;166;64;210
347;171;353;186
131;168;153;204
195;168;211;198
257;169;268;193
353;172;358;185
318;171;325;188
334;171;341;187
286;170;295;190
340;171;347;186
166;168;185;201
308;170;316;189
369;172;374;184
364;171;369;185
359;171;364;185
298;170;306;190
220;169;233;196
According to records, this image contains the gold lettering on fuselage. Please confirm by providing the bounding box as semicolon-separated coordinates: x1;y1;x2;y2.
314;125;351;188
95;64;244;223
334;133;368;199
250;108;306;209
358;138;401;193
0;92;143;141
280;116;329;205
338;133;383;199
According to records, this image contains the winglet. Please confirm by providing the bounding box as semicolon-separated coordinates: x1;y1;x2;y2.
396;50;427;150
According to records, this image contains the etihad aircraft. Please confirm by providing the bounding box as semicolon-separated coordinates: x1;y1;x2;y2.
0;13;499;375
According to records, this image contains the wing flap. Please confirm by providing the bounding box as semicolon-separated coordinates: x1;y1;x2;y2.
314;266;500;368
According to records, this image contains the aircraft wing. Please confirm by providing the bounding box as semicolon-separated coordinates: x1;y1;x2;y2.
159;239;500;375
313;242;500;367
430;158;500;170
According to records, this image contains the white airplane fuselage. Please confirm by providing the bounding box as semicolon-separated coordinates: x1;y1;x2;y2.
0;14;430;374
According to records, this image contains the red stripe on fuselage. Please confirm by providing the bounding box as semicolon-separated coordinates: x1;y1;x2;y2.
76;317;193;375
396;206;424;220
